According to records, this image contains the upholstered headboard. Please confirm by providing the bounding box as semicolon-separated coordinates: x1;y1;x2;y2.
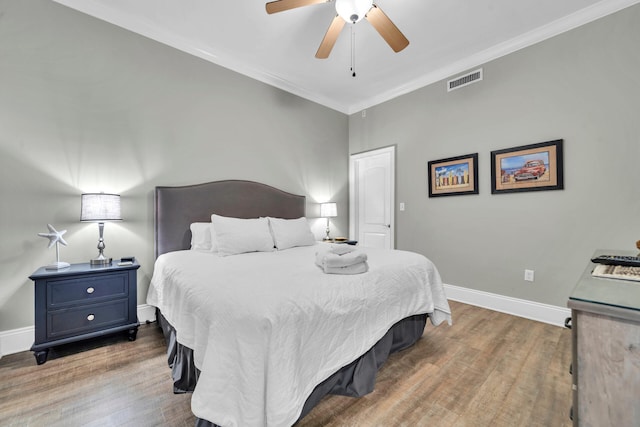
155;180;306;258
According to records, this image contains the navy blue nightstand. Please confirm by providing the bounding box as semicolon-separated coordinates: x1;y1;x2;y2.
29;261;140;365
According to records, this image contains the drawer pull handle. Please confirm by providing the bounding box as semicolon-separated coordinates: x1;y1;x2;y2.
87;314;95;321
86;287;95;294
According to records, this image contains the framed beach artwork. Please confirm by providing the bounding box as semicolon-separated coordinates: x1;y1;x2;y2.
428;153;479;197
491;139;564;194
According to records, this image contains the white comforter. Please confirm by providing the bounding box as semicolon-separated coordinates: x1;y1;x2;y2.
146;243;451;427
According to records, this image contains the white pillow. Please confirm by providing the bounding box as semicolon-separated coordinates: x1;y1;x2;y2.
211;214;275;256
268;217;316;250
190;222;212;252
209;222;218;252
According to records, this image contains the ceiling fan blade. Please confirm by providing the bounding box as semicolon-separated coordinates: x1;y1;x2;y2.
315;15;345;59
266;0;328;14
365;4;409;52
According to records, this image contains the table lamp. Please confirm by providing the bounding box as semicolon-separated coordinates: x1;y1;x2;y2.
320;202;337;241
80;193;121;265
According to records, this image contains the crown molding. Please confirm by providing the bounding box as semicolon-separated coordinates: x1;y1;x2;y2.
53;0;640;115
346;0;640;114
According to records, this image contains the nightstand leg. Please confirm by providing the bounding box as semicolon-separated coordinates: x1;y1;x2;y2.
34;349;49;365
127;327;138;341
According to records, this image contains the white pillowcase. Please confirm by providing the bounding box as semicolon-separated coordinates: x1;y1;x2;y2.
268;217;316;250
211;214;275;256
190;222;213;252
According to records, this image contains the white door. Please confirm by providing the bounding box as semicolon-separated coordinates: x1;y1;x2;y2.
349;146;395;249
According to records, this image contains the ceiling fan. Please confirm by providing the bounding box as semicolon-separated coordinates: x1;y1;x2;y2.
265;0;409;59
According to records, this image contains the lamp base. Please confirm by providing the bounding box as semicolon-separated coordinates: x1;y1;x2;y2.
90;255;112;266
45;261;70;270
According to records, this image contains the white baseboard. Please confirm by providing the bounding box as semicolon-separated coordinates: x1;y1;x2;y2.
444;284;571;327
0;326;35;360
0;304;157;359
137;303;157;324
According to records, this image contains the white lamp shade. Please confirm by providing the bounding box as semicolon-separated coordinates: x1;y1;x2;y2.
80;193;122;222
320;202;337;218
335;0;373;23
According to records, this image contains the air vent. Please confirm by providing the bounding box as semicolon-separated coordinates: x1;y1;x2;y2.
447;68;483;92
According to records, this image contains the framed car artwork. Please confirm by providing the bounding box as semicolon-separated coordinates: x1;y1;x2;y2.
491;139;564;194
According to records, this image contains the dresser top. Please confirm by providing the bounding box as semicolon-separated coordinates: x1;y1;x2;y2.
569;249;640;313
30;260;140;280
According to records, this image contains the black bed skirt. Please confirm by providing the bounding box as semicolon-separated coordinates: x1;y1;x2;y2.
157;310;427;427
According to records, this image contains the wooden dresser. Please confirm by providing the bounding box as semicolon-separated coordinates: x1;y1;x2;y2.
29;261;140;365
567;250;640;426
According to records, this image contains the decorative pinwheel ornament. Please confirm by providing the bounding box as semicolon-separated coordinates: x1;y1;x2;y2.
38;224;70;270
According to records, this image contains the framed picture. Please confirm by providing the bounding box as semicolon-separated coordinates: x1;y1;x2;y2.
428;153;479;197
491;139;564;194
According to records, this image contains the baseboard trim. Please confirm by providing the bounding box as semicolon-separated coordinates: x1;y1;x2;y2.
0;326;35;360
444;284;570;327
137;303;157;324
0;304;157;359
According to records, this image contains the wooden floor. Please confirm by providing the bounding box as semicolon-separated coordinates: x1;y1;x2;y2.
0;301;573;427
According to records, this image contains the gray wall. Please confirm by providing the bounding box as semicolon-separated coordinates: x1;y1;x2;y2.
350;4;640;307
0;0;348;332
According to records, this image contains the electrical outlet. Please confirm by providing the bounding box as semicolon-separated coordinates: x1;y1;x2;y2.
524;269;535;282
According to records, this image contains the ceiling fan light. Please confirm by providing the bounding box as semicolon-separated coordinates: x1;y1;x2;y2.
335;0;373;23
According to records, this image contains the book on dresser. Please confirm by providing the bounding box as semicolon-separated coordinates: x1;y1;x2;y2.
591;263;640;281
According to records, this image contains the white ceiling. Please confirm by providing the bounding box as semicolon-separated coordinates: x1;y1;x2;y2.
53;0;639;114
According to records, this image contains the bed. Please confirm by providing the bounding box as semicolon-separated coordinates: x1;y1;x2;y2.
147;180;451;427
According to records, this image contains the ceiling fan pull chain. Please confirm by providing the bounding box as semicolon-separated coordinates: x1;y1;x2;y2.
350;25;356;77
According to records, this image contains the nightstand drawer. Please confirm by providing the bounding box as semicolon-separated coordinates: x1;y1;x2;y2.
47;299;128;339
47;272;128;307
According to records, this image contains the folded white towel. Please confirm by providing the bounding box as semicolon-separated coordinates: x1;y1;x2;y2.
315;245;368;275
324;251;367;268
315;247;367;268
329;244;356;255
323;262;369;275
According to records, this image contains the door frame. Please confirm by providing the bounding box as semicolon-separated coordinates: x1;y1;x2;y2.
349;145;396;248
